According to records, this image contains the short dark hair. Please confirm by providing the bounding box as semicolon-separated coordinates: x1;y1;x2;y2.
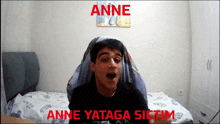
90;39;125;63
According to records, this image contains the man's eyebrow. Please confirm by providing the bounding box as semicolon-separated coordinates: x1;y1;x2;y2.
98;52;109;58
115;53;122;57
98;52;122;58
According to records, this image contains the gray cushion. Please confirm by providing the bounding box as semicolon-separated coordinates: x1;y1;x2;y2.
2;52;39;102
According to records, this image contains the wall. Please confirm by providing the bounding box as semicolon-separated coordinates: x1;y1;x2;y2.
1;1;32;52
129;2;191;107
1;1;191;107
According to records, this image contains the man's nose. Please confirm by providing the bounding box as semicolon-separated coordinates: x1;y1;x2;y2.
109;59;117;68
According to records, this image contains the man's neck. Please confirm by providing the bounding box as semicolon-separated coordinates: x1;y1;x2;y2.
95;81;116;97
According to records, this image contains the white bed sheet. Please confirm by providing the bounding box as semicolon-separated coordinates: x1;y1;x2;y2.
6;91;193;123
147;92;193;123
6;91;70;123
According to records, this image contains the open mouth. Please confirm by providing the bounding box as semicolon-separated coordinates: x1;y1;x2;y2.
106;73;116;79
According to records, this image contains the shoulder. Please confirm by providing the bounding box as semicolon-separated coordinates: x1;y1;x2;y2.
118;82;140;95
118;82;148;109
72;83;94;96
70;82;95;103
69;83;94;109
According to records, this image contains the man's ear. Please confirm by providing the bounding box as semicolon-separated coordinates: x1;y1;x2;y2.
90;61;95;71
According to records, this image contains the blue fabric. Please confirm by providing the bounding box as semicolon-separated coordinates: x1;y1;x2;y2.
67;36;148;102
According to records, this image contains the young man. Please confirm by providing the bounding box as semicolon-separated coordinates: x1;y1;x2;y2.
69;38;171;124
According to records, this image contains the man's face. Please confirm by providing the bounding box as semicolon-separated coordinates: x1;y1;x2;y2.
90;47;122;91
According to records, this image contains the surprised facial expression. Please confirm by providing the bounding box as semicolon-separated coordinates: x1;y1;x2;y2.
90;47;122;91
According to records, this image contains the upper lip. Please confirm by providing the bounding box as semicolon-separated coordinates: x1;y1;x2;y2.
107;72;116;75
108;72;116;74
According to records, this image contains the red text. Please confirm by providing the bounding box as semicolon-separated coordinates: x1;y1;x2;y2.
91;5;130;16
47;110;80;120
135;110;175;120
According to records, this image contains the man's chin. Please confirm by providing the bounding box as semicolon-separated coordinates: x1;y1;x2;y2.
98;79;118;91
104;83;117;91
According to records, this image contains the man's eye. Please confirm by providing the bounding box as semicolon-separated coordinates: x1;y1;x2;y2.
101;58;108;62
114;58;121;63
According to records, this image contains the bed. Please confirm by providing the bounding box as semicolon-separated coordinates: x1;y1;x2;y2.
2;52;193;123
